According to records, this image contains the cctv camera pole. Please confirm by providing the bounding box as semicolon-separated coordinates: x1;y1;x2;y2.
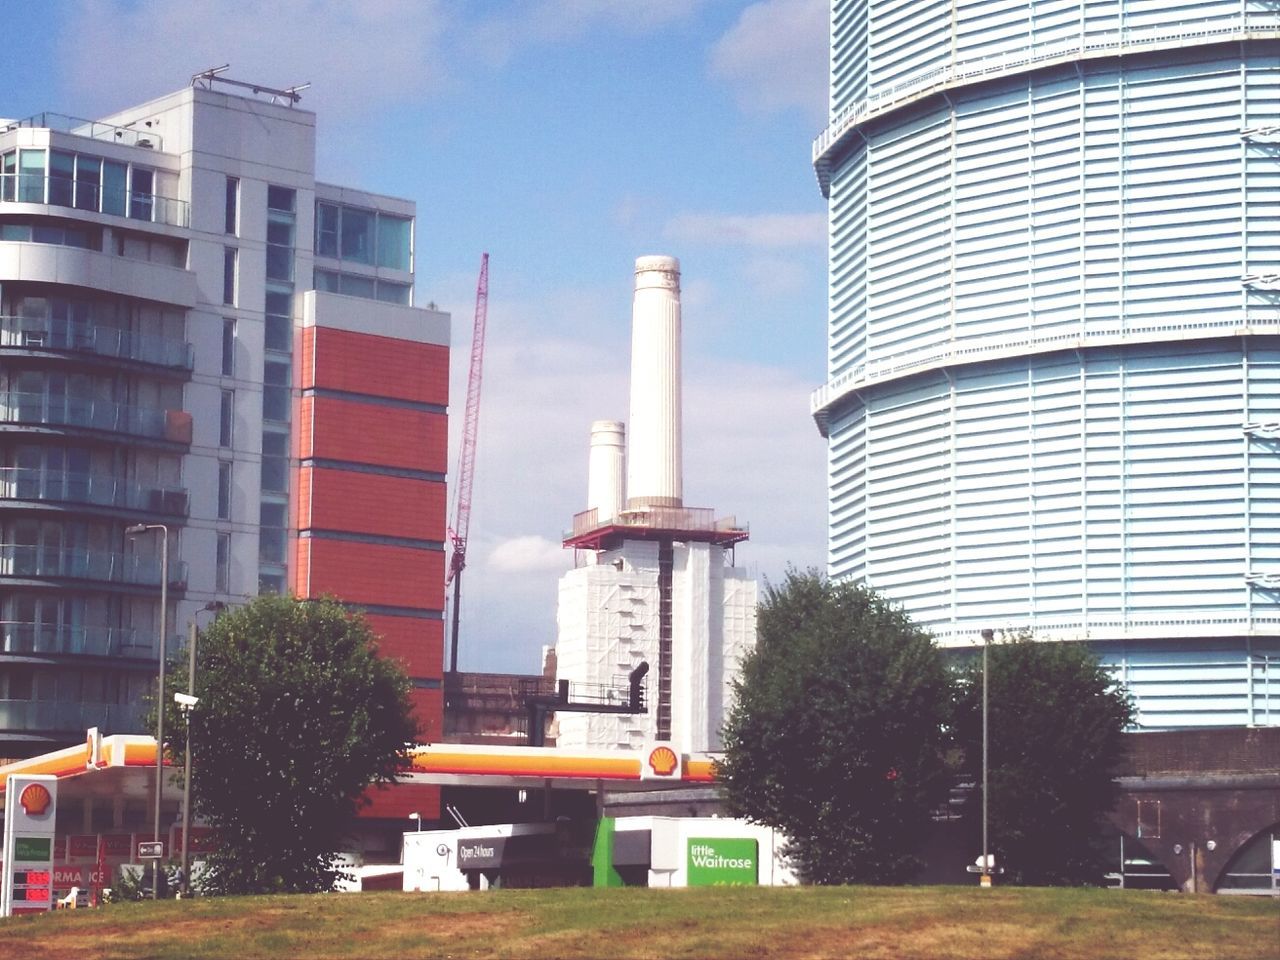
980;627;994;888
180;619;196;896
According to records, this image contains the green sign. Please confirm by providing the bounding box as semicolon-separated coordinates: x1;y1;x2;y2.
14;836;51;861
686;837;758;886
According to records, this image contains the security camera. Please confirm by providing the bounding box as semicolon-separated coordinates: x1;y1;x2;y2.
174;692;199;708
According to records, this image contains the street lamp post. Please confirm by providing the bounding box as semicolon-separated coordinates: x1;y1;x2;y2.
980;627;994;889
178;601;223;897
126;522;168;900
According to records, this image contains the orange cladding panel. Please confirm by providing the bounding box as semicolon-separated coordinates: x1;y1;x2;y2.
298;396;446;473
365;614;443;678
408;687;444;742
304;538;445;610
307;326;448;406
305;468;445;542
360;781;441;821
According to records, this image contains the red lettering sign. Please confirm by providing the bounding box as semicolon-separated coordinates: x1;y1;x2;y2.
67;835;98;859
101;834;132;857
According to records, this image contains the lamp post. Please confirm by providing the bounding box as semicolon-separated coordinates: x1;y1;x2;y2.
178;600;223;897
980;627;994;889
125;522;168;900
409;812;422;833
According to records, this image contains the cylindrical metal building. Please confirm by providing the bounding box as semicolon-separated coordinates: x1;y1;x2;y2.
812;2;1280;727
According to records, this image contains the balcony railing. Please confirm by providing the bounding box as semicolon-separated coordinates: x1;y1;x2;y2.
0;542;187;587
0;621;152;658
0;315;193;370
0;698;146;735
0;172;187;228
0;466;188;516
0;391;191;443
1;112;164;150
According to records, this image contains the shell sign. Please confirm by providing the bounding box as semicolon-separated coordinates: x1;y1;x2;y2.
18;783;52;817
645;745;679;779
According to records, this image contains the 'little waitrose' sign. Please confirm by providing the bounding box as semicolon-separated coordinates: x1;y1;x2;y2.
686;837;758;886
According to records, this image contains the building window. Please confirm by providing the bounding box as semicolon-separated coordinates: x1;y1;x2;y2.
224;176;239;234
48;150;74;206
215;532;231;593
314;268;410;305
18;149;45;203
260;431;287;493
128;167;153;221
266;221;293;281
258;572;285;595
267;185;295;213
264;288;291;352
222;247;237;306
219;390;234;447
315;201;412;272
263;360;290;422
259;502;286;564
221;318;236;377
217;461;232;520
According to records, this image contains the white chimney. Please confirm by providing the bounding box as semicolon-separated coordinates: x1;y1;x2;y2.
587;420;625;523
626;255;682;508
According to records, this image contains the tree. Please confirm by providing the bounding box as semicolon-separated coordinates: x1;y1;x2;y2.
174;594;417;894
718;570;951;884
952;633;1134;885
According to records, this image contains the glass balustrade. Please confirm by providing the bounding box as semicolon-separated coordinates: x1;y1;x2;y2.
0;620;152;657
0;542;186;587
0;466;187;515
0;315;193;370
0;391;176;440
0;698;146;734
0;172;187;227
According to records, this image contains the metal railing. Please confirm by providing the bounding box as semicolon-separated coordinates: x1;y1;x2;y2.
0;466;187;515
0;621;152;658
568;505;748;540
0;698;146;734
0;542;187;587
0;315;193;370
0;173;187;228
0;390;188;442
1;112;164;150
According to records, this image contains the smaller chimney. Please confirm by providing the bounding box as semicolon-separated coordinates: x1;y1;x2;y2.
587;420;625;523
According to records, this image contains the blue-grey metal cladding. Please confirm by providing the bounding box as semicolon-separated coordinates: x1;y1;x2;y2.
816;1;1280;727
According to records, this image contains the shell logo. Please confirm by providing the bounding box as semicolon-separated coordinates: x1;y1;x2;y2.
19;782;52;816
648;745;679;777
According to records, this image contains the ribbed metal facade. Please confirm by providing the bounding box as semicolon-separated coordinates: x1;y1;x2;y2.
814;1;1280;727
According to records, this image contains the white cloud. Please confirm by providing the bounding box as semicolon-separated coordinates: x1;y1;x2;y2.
57;0;449;127
663;211;826;249
488;535;572;573
709;0;828;121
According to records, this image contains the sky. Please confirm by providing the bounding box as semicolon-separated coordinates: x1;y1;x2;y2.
2;0;832;673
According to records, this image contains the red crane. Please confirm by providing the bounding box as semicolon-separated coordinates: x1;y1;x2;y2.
447;252;489;675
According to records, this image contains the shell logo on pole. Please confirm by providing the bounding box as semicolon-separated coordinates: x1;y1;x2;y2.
646;745;679;778
18;782;52;816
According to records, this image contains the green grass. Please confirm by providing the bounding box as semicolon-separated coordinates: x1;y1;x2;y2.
0;886;1275;960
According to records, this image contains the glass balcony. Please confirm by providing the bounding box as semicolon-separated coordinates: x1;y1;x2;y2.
0;621;152;657
0;466;188;516
0;698;146;735
0;173;187;228
0;391;189;443
0;543;187;587
0;315;194;370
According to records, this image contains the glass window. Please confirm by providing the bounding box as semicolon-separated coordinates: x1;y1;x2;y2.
217;461;232;520
259;501;287;563
224;176;239;234
221;319;236;376
258;572;285;595
261;431;288;493
376;214;411;270
222;247;237;306
219;389;234;447
265;244;292;282
75;155;101;211
48;151;74;207
376;280;412;305
216;532;231;593
267;185;295;212
314;269;340;293
265;288;291;352
263;360;290;422
102;161;127;216
339;207;373;264
1;152;14;202
19;150;46;203
129;167;153;221
340;274;376;299
316;202;339;258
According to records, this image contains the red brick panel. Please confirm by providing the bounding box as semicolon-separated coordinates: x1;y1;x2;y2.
408;687;444;742
361;781;440;821
305;326;448;406
305;468;446;542
365;614;443;678
297;396;447;473
301;538;445;610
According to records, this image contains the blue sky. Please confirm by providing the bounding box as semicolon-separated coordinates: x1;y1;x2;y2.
4;0;831;672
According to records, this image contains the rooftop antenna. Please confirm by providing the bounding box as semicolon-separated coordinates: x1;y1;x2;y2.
190;65;309;105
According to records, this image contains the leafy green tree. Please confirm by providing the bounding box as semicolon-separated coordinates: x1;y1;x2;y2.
718;570;951;884
171;594;417;894
952;633;1134;885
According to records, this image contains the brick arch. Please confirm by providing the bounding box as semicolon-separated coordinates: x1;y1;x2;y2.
1212;820;1279;893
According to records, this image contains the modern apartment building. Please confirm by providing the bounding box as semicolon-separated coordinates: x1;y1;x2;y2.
812;2;1280;728
0;79;448;826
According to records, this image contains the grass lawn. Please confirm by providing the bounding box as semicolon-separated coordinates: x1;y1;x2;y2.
0;885;1274;960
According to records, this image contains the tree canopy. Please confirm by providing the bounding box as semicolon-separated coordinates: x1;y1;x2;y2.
175;594;417;894
952;633;1134;885
718;570;951;884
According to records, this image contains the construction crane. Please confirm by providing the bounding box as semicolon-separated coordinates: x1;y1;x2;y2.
446;252;489;675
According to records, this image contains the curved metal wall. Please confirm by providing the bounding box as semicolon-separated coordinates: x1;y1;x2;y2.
819;2;1280;726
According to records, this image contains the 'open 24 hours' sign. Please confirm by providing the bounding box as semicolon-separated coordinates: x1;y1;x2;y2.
2;774;58;917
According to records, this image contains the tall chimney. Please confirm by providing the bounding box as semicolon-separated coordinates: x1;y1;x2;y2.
587;420;625;523
627;255;682;509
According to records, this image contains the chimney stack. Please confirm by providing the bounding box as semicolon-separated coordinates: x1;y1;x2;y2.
586;420;625;523
626;255;683;509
